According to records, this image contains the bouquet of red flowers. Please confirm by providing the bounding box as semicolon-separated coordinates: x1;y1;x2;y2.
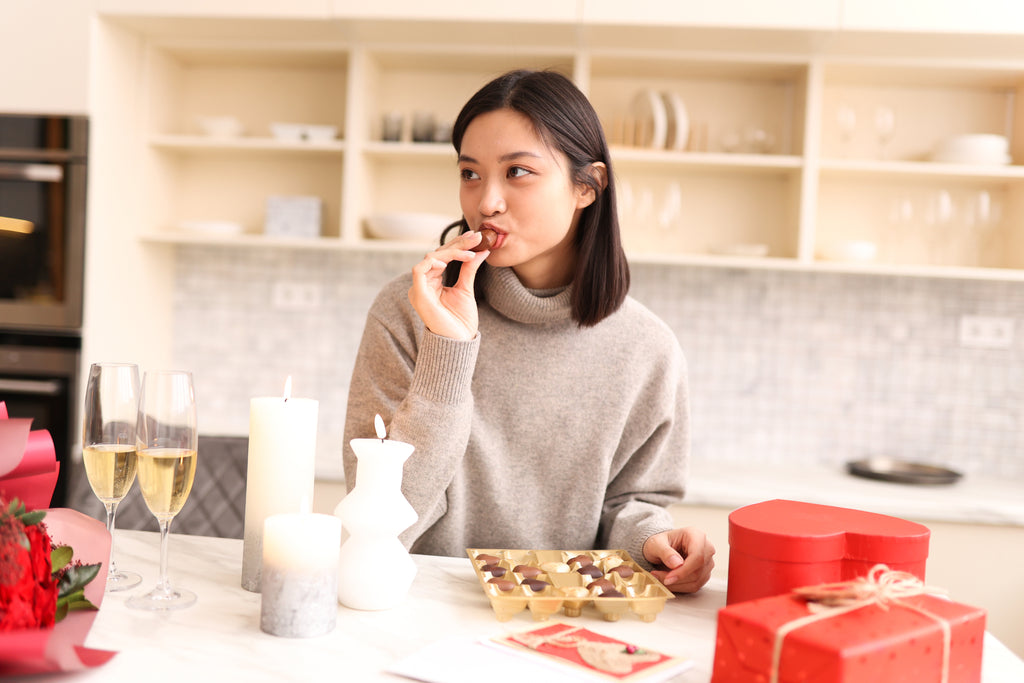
0;498;99;631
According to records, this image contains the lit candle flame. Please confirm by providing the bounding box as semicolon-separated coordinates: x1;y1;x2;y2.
374;414;386;441
299;496;311;514
283;375;292;402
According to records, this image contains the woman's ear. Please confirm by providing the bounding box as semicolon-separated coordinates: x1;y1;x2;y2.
576;162;608;209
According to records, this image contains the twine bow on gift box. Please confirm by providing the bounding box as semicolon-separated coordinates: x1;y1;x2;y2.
771;564;951;683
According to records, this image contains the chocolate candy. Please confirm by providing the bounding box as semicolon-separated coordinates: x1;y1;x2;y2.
487;578;515;592
522;579;549;592
481;563;506;577
588;578;615;593
513;564;543;579
567;554;594;567
598;589;625;598
609;565;635;579
577;565;604;579
475;553;501;565
470;229;496;252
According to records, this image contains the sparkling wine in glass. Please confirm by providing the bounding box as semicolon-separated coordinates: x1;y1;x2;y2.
127;370;198;611
83;362;143;591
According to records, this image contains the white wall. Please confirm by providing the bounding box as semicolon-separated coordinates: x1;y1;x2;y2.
0;1;93;113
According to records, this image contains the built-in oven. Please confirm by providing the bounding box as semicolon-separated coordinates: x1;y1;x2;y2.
1;113;88;507
0;331;79;507
0;113;88;331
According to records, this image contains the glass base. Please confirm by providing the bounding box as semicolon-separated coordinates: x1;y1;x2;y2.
126;584;197;611
106;569;142;592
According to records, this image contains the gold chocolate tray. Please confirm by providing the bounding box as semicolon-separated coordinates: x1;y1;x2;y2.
467;548;674;622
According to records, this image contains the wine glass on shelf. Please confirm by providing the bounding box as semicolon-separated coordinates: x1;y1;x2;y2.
127;370;198;611
82;362;143;592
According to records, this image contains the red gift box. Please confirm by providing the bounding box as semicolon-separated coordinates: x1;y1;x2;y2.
712;567;986;683
728;499;930;605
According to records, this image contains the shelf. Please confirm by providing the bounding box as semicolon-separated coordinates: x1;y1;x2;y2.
110;17;1024;282
140;231;435;252
150;134;346;155
611;147;803;172
362;141;455;159
819;158;1024;181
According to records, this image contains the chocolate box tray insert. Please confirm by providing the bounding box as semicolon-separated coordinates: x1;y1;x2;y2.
467;548;674;622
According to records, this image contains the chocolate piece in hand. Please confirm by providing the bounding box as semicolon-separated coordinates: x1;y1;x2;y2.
470;229;496;252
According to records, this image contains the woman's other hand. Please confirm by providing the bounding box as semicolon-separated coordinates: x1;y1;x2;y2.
408;231;491;340
643;526;716;593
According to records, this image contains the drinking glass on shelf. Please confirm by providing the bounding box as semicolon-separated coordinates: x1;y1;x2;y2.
82;362;143;592
127;370;198;611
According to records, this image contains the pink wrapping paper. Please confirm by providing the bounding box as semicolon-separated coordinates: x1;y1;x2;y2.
0;401;60;510
0;508;117;675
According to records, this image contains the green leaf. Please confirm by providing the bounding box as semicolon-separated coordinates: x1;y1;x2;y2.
51;545;73;572
67;598;98;613
19;509;45;526
58;563;102;596
55;601;68;622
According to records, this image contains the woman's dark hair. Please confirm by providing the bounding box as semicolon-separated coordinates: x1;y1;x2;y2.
441;69;629;327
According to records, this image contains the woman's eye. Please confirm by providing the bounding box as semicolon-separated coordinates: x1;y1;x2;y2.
508;166;531;178
460;168;479;181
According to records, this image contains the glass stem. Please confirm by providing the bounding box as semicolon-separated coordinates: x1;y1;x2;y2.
157;518;172;595
105;501;119;576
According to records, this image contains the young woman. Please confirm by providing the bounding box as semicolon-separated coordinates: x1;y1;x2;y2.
344;69;714;593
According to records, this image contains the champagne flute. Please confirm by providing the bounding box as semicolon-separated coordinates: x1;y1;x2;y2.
82;362;143;591
127;370;198;611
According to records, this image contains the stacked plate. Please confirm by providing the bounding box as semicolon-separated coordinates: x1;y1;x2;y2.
630;89;689;151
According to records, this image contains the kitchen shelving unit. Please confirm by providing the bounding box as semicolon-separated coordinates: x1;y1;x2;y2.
96;16;1024;279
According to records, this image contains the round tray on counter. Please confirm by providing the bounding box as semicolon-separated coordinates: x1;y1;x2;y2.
846;457;963;485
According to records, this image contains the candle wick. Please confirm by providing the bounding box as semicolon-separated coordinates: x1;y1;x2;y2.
283;375;293;402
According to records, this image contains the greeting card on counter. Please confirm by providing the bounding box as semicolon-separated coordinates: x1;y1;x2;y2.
489;622;693;682
388;624;692;683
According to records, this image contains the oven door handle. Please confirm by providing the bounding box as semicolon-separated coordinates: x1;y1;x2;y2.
0;378;64;395
0;162;64;182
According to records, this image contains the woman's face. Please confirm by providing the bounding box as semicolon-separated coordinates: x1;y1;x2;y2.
457;108;596;290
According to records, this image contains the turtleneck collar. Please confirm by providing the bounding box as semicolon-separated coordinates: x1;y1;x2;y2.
482;266;573;325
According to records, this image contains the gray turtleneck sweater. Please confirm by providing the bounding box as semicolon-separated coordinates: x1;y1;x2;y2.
343;266;688;568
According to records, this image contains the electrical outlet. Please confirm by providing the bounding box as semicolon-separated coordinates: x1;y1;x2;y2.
271;281;322;310
959;315;1014;349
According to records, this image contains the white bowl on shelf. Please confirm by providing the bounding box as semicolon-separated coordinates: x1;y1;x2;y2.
304;124;339;142
270;122;305;142
931;134;1010;165
364;212;454;242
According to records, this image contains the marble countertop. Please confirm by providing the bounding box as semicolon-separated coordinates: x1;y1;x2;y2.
30;530;1024;682
684;459;1024;527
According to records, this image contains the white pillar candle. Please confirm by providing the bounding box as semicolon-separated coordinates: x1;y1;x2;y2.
260;512;341;638
241;379;319;592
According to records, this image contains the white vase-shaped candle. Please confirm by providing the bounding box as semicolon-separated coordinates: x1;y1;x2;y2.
335;415;417;610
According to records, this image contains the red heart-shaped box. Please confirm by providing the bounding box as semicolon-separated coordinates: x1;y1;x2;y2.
727;499;931;604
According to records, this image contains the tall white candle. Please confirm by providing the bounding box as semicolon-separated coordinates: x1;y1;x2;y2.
260;512;341;638
241;378;318;592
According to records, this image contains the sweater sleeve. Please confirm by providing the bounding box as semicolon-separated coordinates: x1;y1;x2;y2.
342;277;479;548
599;338;689;569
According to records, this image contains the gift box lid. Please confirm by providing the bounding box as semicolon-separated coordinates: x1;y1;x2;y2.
729;499;930;564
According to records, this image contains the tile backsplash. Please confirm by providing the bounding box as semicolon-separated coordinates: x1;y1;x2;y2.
174;246;1024;482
